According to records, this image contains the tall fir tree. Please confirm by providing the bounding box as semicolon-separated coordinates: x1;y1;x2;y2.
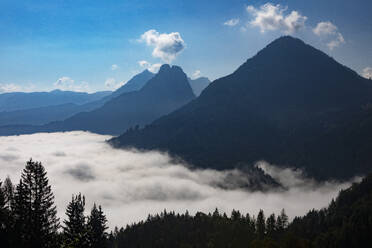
88;203;108;248
2;176;14;211
256;209;266;239
63;193;90;248
13;159;60;248
0;181;11;248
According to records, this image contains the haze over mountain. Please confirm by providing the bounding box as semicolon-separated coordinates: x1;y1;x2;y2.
0;70;155;126
108;69;155;99
0;65;195;135
0;90;111;112
110;36;372;180
188;77;211;96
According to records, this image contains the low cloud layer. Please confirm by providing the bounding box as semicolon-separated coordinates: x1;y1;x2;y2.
139;29;185;63
0;132;358;228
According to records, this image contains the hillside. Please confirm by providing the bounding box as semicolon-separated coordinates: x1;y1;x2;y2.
110;36;372;180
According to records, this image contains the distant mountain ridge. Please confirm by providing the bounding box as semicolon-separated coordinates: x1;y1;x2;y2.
0;70;155;126
0;90;112;112
0;65;195;135
188;77;211;96
110;36;372;180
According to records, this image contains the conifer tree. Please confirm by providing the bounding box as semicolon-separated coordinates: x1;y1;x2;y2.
13;159;60;248
266;213;276;236
276;208;288;231
88;203;108;248
63;193;89;248
0;181;10;247
2;176;14;211
256;209;266;239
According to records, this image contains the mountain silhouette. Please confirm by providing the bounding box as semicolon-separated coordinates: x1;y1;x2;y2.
0;90;111;112
107;69;155;99
110;36;372;180
0;64;195;135
188;77;211;96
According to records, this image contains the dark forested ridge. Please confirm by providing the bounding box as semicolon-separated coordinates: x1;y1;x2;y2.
110;36;372;180
0;65;195;135
1;159;372;247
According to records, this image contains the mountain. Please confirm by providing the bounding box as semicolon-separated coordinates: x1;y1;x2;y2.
188;77;211;96
0;70;154;127
0;90;111;112
288;174;372;247
110;36;372;180
108;69;155;99
0;64;195;135
108;174;372;247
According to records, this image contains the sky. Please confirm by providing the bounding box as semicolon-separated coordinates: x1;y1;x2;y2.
0;131;359;228
0;0;371;93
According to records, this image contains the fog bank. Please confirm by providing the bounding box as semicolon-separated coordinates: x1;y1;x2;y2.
0;131;358;228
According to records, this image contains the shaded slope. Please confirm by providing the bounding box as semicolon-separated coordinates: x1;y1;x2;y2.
0;65;195;135
110;36;372;180
188;77;211;96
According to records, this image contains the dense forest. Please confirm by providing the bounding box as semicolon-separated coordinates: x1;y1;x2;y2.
1;159;371;247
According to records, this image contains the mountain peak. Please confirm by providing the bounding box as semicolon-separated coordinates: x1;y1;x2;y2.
159;64;171;73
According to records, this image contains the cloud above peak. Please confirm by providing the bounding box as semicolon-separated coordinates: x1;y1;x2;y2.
138;60;162;73
246;3;307;34
139;29;186;63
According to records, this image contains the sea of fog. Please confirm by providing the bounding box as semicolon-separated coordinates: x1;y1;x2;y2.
0;131;358;228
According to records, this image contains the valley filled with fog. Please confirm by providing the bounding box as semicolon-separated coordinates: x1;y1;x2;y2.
0;131;358;228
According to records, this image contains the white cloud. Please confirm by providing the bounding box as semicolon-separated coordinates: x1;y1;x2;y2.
105;78;116;87
224;18;240;27
192;70;201;79
246;3;307;34
327;33;345;50
138;60;162;73
139;29;186;63
362;67;372;79
105;78;124;90
54;77;89;92
0;132;358;229
111;64;119;71
313;21;337;36
0;83;22;93
313;21;345;50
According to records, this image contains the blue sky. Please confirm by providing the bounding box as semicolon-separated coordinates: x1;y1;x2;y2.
0;0;371;93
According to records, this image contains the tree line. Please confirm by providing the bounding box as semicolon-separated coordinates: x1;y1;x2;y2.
0;159;107;248
1;159;372;247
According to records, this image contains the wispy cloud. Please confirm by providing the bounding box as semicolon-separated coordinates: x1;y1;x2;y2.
224;18;240;27
191;70;201;79
313;21;345;50
54;77;90;92
0;132;358;229
362;67;372;79
111;64;119;71
246;3;307;34
139;29;186;63
138;60;162;73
